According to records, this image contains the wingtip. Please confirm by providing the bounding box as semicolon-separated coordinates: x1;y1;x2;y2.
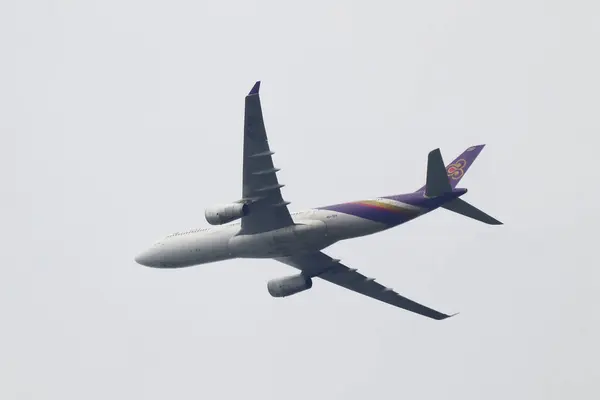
248;81;261;96
441;312;460;320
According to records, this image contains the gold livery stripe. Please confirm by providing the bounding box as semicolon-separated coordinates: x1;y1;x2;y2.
359;200;419;215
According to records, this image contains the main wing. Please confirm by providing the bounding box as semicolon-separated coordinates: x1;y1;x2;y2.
276;251;455;320
241;82;294;233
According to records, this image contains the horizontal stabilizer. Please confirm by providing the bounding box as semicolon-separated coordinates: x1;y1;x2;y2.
425;148;452;197
442;198;503;225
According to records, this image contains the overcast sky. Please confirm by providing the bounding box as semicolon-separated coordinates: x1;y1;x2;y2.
2;1;599;399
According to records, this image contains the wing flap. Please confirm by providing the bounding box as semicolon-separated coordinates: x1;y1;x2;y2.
276;252;455;320
319;265;453;320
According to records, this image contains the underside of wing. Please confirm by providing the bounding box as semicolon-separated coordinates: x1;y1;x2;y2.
241;82;294;233
276;251;455;320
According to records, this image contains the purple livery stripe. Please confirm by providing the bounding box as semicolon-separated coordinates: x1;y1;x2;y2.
319;193;427;226
318;190;467;226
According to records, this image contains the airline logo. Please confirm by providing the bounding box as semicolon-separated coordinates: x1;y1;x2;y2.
447;159;467;180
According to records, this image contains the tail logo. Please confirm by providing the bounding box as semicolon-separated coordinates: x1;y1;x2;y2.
447;159;467;180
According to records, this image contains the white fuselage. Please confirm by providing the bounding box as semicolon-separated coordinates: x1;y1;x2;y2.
134;209;388;268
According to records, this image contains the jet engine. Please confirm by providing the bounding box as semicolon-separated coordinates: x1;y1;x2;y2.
205;203;249;225
267;274;313;297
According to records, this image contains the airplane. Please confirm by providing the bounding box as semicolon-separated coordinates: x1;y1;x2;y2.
135;81;502;320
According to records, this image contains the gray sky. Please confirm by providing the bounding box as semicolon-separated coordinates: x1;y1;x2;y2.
2;1;599;399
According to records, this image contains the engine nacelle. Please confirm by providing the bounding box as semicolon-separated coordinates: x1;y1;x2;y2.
267;274;313;297
205;203;249;225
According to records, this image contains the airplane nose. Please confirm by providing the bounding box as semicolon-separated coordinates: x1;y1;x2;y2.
135;249;157;267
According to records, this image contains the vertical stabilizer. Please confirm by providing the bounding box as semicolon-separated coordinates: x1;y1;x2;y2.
444;145;485;189
418;144;486;193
